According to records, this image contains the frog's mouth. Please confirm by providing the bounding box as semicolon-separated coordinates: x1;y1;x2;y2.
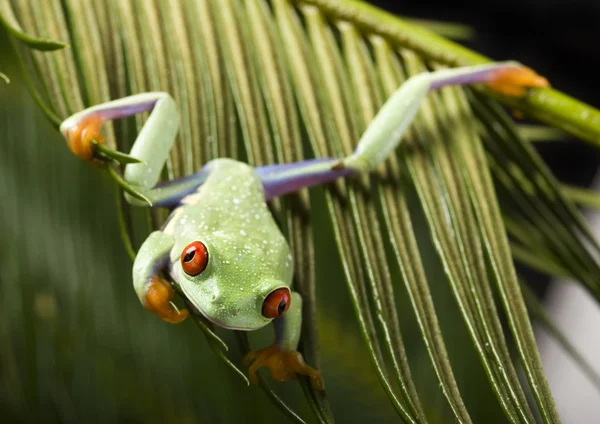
190;302;255;331
178;281;268;331
168;265;254;330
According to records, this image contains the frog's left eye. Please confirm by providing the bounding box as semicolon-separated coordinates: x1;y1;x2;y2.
181;241;208;276
262;288;291;318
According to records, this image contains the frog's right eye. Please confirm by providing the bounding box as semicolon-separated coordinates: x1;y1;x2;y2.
262;288;291;318
181;241;208;276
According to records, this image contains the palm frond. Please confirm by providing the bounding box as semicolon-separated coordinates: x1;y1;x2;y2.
2;1;600;422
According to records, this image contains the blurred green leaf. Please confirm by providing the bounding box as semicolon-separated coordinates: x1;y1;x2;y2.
0;0;66;50
518;125;566;142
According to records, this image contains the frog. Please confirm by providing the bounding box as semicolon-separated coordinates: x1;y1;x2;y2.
59;62;548;389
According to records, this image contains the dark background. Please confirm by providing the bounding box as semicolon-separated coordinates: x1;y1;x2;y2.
372;0;600;185
373;0;600;295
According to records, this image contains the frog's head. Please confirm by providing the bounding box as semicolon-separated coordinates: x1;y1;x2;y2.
170;234;292;331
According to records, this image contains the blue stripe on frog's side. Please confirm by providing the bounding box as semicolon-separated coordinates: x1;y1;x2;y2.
158;157;356;209
149;165;213;208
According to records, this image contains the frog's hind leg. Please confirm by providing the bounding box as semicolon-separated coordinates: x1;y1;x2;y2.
137;168;211;208
256;62;548;199
256;158;355;199
60;92;205;207
60;92;176;168
339;61;548;173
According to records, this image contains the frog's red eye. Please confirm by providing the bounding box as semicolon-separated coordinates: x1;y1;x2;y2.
181;241;208;276
262;288;291;318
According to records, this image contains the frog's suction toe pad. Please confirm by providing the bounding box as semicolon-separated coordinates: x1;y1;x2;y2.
488;67;549;97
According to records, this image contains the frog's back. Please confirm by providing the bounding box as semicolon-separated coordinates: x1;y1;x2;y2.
191;159;266;226
165;158;275;239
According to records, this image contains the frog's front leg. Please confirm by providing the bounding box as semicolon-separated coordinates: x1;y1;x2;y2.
133;231;189;324
243;292;324;389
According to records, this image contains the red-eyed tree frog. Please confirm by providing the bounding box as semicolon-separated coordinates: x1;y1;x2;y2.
59;62;548;389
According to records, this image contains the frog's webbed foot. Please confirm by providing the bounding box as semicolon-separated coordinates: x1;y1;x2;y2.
243;344;324;390
144;275;189;324
61;114;105;163
487;66;549;97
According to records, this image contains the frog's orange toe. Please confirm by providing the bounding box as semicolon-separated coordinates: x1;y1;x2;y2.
488;66;549;97
62;114;105;161
243;344;324;390
144;275;189;324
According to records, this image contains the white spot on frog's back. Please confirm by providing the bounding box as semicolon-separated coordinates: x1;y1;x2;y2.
180;185;204;205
